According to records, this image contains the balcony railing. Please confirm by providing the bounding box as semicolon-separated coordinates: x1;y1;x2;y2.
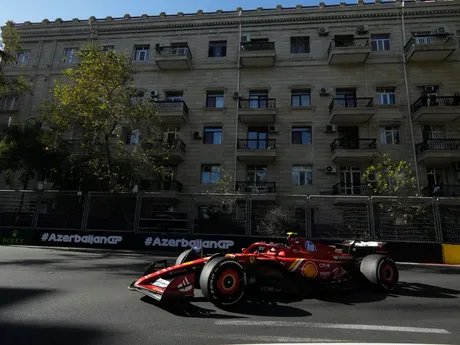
327;38;370;55
404;34;454;55
237;139;276;149
329;97;374;112
415;139;460;155
155;139;186;152
155;45;192;58
240;42;275;52
151;100;189;115
330;138;377;152
332;183;371;196
239;99;276;109
422;185;460;197
410;95;460;114
139;180;183;192
236;181;276;193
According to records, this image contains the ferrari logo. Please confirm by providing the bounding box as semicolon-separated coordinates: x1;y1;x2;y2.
302;262;318;278
249;257;255;264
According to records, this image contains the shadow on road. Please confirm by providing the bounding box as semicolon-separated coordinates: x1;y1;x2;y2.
220;300;312;317
392;282;460;299
0;287;56;310
0;320;114;345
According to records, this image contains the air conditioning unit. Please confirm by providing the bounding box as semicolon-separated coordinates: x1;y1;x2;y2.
233;91;241;99
325;124;337;133
324;165;337;174
150;90;158;99
241;34;251;42
424;85;436;93
268;125;279;133
192;131;203;139
318;27;329;36
434;26;446;34
357;24;369;33
320;87;331;95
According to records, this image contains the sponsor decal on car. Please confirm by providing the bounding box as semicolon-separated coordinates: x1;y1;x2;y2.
249;257;256;264
301;261;318;278
320;271;331;279
144;237;234;250
319;263;331;268
260;286;282;293
305;241;317;252
152;278;170;288
2;229;24;245
41;232;122;245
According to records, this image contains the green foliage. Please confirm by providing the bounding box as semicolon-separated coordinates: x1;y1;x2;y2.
206;168;241;206
256;206;297;237
40;44;167;192
0;123;64;189
0;21;31;96
363;153;425;225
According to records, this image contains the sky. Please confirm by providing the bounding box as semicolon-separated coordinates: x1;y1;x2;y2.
1;0;347;27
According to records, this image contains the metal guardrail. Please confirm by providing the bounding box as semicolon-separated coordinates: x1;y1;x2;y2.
1;191;459;244
403;33;454;55
330;138;377;152
240;42;275;52
239;98;276;109
155;45;192;58
328;97;374;112
415;139;460;155
237;139;276;149
327;38;370;55
410;95;460;115
151;100;189;115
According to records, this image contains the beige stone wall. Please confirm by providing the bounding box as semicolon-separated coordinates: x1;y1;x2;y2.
2;0;460;194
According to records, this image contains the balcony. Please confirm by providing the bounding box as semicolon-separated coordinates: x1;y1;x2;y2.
422;185;460;197
328;98;375;124
236;139;276;163
238;99;276;124
327;38;370;64
332;183;371;196
139;180;183;193
330;138;378;163
404;34;457;62
150;139;186;163
410;95;460;123
151;101;189;125
415;139;460;165
239;42;276;67
154;45;192;70
236;181;276;194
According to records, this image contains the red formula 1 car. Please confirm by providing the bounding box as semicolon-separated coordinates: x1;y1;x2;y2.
128;233;399;307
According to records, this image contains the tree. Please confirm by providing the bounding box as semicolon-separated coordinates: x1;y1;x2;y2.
205;168;241;208
40;44;168;192
0;21;31;96
362;153;425;226
256;206;298;237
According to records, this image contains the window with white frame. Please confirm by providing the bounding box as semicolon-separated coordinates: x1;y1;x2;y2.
63;48;78;64
422;125;444;140
122;128;140;145
380;125;400;144
370;34;390;51
292;165;313;186
0;96;18;111
134;45;150;61
376;87;396;105
201;164;221;184
17;50;31;65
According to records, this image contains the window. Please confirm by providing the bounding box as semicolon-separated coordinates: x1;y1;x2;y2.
292;165;313;186
291;89;311;107
171;43;189;55
370;34;390;51
206;91;224;108
165;91;183;101
63;48;77;64
201;164;221;184
422;125;444;140
249;90;269;108
208;41;227;57
376;87;396;105
290;37;310;54
134;45;150;61
292;127;312;144
380;125;400;144
0;96;18;111
17;50;31;65
203;127;222;144
122;128;140;145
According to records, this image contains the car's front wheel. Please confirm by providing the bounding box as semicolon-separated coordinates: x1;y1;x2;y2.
200;257;246;307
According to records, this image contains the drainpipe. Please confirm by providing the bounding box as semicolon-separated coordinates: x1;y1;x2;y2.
233;9;242;190
401;0;421;195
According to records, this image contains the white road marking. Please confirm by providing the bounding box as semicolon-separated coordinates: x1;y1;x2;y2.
230;343;450;345
214;321;451;334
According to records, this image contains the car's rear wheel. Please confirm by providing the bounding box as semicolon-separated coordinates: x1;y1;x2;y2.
360;254;399;291
200;257;246;307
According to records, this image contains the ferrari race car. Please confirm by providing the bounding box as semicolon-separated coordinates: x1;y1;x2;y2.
128;233;399;308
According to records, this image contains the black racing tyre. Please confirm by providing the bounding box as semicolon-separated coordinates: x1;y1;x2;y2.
360;254;399;291
200;256;246;307
175;248;201;266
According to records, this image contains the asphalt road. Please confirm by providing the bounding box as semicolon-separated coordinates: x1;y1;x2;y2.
0;246;459;345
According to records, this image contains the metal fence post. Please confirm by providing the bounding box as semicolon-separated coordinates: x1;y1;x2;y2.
80;192;91;231
368;196;376;241
305;195;311;238
189;194;195;235
31;190;43;229
246;194;251;237
133;192;142;233
433;197;444;244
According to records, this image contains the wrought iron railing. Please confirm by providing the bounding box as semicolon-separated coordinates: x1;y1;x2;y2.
239;98;276;109
410;95;460;115
422;185;460;197
327;38;370;55
329;97;374;112
155;45;192;58
240;42;275;52
415;139;460;155
235;181;276;193
330;138;377;152
151;101;189;115
153;138;186;152
237;139;276;149
404;34;454;54
332;183;371;196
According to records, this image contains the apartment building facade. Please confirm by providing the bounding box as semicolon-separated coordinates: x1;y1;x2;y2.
2;0;460;202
